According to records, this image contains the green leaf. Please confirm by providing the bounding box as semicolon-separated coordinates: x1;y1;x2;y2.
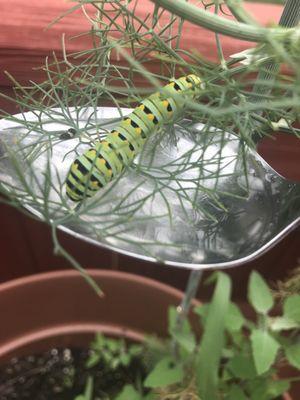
269;316;299;331
248;271;274;314
92;333;105;350
168;306;196;353
119;353;131;366
107;338;120;352
85;352;101;369
225;303;245;332
266;380;290;398
196;272;232;400
229;330;246;348
129;344;143;356
283;295;300;323
248;379;269;400
171;329;196;353
194;303;209;324
227;354;257;379
226;385;248;400
144;357;184;388
250;329;280;375
115;384;141;400
204;271;219;285
248;378;290;400
74;377;94;400
285;343;300;369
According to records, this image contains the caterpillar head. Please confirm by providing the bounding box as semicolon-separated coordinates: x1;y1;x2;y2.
186;74;202;87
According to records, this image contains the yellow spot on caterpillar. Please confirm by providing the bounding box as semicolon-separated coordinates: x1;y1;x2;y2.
99;158;106;165
162;100;172;112
124;119;131;125
91;181;99;188
108;170;113;176
86;149;97;157
147;114;155;121
135;127;142;135
71;163;78;172
139;104;145;110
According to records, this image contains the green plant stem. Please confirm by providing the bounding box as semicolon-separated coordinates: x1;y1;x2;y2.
173;270;203;356
51;224;103;297
150;0;292;42
251;0;300;103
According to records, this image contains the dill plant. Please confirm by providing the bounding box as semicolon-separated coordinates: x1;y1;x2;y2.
0;1;299;281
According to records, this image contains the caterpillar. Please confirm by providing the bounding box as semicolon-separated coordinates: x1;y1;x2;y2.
66;74;202;202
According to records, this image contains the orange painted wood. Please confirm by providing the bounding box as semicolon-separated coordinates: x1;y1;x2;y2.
0;1;284;86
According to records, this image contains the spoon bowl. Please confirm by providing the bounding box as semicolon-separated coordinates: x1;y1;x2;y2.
0;106;299;270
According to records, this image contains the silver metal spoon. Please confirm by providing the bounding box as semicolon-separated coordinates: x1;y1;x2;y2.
0;106;299;271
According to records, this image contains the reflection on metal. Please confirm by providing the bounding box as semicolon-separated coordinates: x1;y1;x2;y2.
0;107;299;270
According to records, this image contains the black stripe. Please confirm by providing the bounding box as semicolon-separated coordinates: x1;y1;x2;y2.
90;174;103;187
66;191;81;202
129;142;135;151
74;159;89;175
142;104;159;125
70;171;81;182
66;179;84;197
147;99;166;121
108;142;124;161
118;125;139;151
164;89;181;109
143;106;152;115
118;133;127;141
173;82;181;91
112;130;127;142
104;159;112;170
73;160;104;189
66;179;75;190
84;152;112;173
152;115;159;125
129;119;139;128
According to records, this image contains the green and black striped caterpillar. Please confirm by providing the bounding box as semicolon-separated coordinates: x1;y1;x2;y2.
66;74;202;202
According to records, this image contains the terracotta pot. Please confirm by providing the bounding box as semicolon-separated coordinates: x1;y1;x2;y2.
0;269;196;364
0;269;294;399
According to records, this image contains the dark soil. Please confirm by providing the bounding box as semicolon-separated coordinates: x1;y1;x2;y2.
0;347;146;399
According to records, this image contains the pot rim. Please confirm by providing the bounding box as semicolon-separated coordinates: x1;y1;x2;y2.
0;268;194;362
0;268;185;300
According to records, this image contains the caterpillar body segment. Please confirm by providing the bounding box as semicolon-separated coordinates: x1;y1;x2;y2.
66;74;202;202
